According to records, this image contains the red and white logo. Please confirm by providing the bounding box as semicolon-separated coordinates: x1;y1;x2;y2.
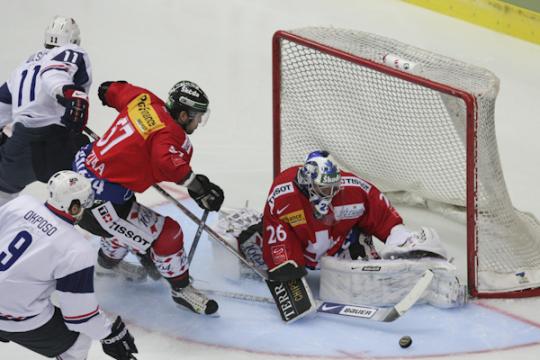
271;244;288;264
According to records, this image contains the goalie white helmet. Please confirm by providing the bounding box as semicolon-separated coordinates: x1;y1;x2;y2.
47;170;94;220
297;150;341;216
44;16;81;47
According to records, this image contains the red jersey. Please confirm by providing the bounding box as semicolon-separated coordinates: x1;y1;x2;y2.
262;166;403;270
85;82;193;192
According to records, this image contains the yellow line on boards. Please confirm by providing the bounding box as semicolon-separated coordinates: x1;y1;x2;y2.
403;0;540;45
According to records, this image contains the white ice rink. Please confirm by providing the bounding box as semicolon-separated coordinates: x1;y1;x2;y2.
1;0;540;359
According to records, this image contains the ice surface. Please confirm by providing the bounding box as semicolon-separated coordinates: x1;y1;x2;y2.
1;0;540;359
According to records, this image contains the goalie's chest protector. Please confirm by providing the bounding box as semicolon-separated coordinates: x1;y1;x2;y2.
271;185;367;267
300;189;368;265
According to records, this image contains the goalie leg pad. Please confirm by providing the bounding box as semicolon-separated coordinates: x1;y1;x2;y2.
238;221;268;271
266;261;315;323
320;256;466;309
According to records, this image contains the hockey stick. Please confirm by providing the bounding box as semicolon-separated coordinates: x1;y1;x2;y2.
316;269;434;322
83;126;268;280
188;210;209;264
195;270;433;322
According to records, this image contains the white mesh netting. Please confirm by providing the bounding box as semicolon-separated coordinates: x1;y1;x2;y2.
274;27;540;295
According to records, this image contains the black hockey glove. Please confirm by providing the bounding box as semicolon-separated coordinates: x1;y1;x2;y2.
56;85;89;132
98;81;127;107
187;174;225;212
101;316;138;360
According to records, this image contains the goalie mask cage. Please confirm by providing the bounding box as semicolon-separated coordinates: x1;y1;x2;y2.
272;27;540;298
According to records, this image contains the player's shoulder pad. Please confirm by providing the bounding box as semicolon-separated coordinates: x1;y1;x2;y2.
266;180;295;205
50;44;89;66
266;168;298;202
340;171;372;193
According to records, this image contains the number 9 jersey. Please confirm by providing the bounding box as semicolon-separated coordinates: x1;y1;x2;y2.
0;195;111;340
83;82;194;194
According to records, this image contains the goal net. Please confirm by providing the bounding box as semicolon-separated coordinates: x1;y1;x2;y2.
272;27;540;298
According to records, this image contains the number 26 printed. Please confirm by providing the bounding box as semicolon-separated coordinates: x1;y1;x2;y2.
266;224;287;244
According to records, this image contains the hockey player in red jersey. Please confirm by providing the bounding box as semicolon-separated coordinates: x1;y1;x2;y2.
74;80;223;315
232;150;465;321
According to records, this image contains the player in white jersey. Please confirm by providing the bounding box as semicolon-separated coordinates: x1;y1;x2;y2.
0;171;138;359
0;16;91;207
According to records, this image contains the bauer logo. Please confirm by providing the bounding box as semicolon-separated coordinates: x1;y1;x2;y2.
340;305;377;318
267;182;294;211
360;265;381;272
279;210;307;227
341;176;371;193
127;93;165;139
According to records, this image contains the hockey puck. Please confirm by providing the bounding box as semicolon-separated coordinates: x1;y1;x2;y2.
399;336;412;348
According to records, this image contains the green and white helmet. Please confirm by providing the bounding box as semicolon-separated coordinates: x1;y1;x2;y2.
166;80;210;125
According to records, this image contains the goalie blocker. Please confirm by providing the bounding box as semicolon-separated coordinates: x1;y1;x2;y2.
266;260;316;323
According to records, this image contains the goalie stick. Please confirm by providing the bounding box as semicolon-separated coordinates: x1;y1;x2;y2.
194;269;433;322
317;269;434;322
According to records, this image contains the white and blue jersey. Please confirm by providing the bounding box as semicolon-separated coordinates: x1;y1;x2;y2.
73;143;134;204
0;44;92;129
0;195;111;340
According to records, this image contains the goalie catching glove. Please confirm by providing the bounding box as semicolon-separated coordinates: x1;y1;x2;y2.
101;316;138;360
185;173;224;212
382;225;448;260
56;84;89;132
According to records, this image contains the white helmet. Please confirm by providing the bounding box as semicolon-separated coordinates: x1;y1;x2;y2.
297;150;341;216
47;171;94;220
44;16;81;47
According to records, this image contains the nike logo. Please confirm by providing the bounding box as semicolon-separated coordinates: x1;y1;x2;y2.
276;204;290;215
320;304;342;312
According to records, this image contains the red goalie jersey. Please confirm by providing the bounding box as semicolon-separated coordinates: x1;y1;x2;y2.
85;82;193;192
262;166;403;270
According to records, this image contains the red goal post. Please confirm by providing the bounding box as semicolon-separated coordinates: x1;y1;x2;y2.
272;28;540;298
